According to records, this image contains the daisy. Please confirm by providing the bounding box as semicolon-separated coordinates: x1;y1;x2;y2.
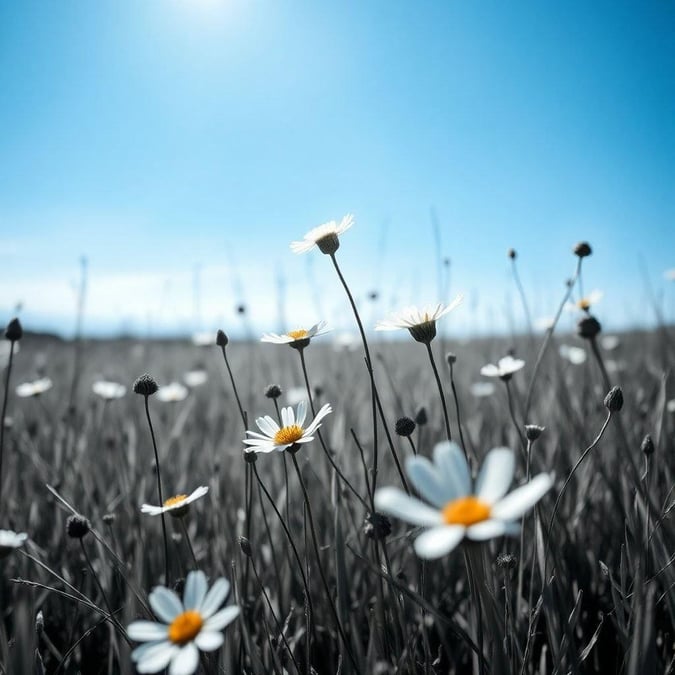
243;400;332;454
470;382;496;398
565;289;604;313
157;383;189;403
374;441;553;559
290;214;354;255
261;321;330;350
375;295;464;344
92;380;126;400
16;377;53;398
480;356;525;380
141;486;209;518
559;345;587;365
127;569;239;675
0;529;28;559
183;369;208;388
191;332;214;347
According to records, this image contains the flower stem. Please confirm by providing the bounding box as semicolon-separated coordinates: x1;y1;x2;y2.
425;342;453;445
0;340;15;507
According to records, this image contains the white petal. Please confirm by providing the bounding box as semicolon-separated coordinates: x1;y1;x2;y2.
185;486;209;504
465;520;516;540
195;630;225;651
433;441;471;497
413;526;465;559
480;364;500;377
136;643;179;673
280;406;292;428
183;571;208;610
141;504;164;516
304;403;332;435
475;448;515;504
374;487;443;526
199;578;230;617
169;643;199;675
128;621;169;642
148;587;183;623
295;400;308;427
405;456;454;507
491;474;554;521
203;605;240;631
256;416;279;436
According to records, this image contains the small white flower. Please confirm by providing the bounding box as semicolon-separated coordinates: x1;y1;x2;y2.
157;383;189;403
243;400;332;454
600;335;620;351
141;487;209;518
0;529;28;559
128;570;239;675
191;332;214;347
290;214;354;255
375;441;553;559
559;345;587;365
16;377;53;398
261;321;330;348
565;289;604;313
480;356;525;380
93;380;126;400
470;382;496;398
183;370;208;388
375;295;464;343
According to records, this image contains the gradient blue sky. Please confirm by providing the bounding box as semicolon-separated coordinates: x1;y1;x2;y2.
1;1;674;338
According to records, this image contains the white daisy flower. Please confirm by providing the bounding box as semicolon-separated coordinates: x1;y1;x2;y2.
191;332;214;347
16;377;53;398
565;289;604;313
290;214;354;255
141;486;209;518
0;529;28;559
93;380;126;400
260;321;330;349
374;441;553;559
375;295;464;344
559;345;587;365
243;400;332;454
480;356;525;380
470;382;496;398
128;569;239;675
183;370;208;388
157;383;189;403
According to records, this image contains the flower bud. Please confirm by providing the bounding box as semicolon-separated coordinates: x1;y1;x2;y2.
446;352;457;366
216;329;228;347
395;416;416;437
525;424;545;441
578;316;601;340
133;374;158;397
604;386;623;413
238;536;252;558
66;515;91;539
414;406;428;426
264;384;282;399
507;248;517;260
641;434;654;456
574;242;592;258
4;317;23;342
363;512;392;540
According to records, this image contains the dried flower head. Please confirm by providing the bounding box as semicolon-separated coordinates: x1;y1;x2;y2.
66;514;91;539
604;386;624;413
4;317;23;342
577;316;601;340
264;384;283;400
574;242;592;258
395;417;416;437
133;374;159;397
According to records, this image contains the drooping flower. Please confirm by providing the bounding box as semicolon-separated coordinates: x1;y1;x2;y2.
290;214;354;255
16;377;53;398
141;486;209;518
243;400;332;454
480;356;525;380
93;380;126;400
127;570;239;675
374;441;553;559
0;529;28;559
157;383;189;403
261;321;330;350
375;296;464;344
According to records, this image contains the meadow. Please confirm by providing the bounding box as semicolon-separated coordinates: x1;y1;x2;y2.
0;232;674;675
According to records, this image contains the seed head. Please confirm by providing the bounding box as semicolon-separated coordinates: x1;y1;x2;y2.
414;406;428;426
264;384;283;399
238;536;252;558
577;316;601;340
496;552;517;570
216;329;229;347
363;512;392;540
132;373;158;397
4;317;23;342
525;424;545;441
604;386;624;413
66;514;91;539
573;242;592;258
641;434;654;456
446;352;457;366
507;248;517;260
395;416;416;437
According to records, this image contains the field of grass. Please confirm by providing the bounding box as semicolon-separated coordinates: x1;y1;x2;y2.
1;290;674;673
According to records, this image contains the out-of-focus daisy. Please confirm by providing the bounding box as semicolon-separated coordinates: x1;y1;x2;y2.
290;214;354;255
243;400;332;454
374;441;553;559
128;569;239;675
470;382;496;398
600;335;621;351
375;295;464;344
565;289;604;313
261;321;330;350
141;486;209;518
191;332;214;347
157;383;189;403
93;380;126;400
16;377;53;398
0;529;28;559
534;316;555;332
480;356;525;380
559;345;587;365
183;369;208;388
664;269;675;281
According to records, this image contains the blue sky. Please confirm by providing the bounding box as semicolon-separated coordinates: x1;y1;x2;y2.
1;1;673;338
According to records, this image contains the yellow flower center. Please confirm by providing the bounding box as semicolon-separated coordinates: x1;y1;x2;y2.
577;298;591;310
273;425;304;445
164;494;187;508
442;496;491;526
168;610;203;645
287;329;309;340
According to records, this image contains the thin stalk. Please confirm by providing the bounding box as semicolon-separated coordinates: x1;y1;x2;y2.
510;257;534;337
448;360;469;462
425;342;454;445
143;396;170;585
504;379;526;459
178;518;199;570
463;548;487;675
219;344;247;428
0;340;15;505
589;336;612;391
